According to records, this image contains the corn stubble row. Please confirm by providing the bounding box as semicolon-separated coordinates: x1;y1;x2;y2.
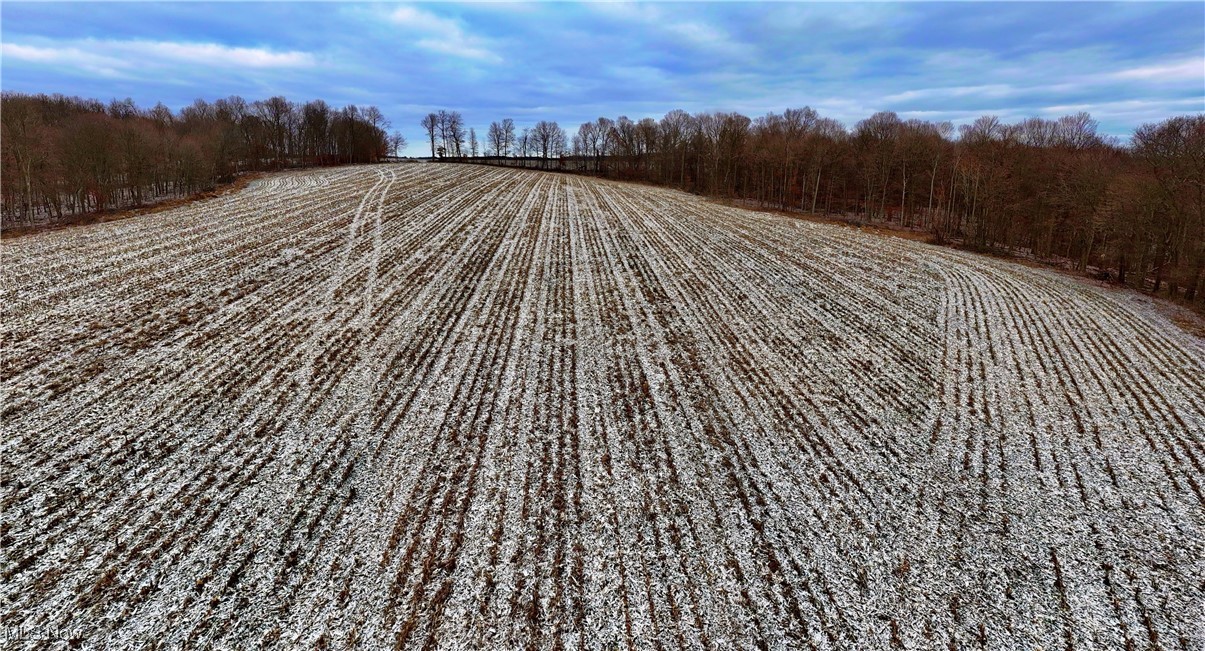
2;164;1202;649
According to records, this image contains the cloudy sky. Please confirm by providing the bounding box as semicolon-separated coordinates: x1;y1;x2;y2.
2;2;1202;147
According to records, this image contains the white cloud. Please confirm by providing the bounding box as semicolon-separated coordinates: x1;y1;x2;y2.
664;20;749;59
413;37;498;63
126;42;313;68
1040;97;1205;115
1113;57;1205;82
1;42;126;77
389;5;460;34
1;39;314;75
3;43;77;65
587;3;749;59
388;5;500;63
894;48;1202;116
884;84;1016;104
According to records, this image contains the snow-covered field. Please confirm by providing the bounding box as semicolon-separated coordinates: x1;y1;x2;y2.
3;163;1202;649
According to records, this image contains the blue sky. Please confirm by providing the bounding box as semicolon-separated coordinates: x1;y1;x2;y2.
2;2;1202;148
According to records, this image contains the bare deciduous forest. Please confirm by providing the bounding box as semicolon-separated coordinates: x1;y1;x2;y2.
0;93;399;226
463;109;1205;306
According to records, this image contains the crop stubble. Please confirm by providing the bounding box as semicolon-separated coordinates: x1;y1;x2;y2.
2;164;1202;649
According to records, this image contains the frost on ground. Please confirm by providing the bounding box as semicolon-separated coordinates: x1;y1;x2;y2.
2;164;1203;650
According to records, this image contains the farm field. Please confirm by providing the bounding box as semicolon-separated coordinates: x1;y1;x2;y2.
2;163;1203;649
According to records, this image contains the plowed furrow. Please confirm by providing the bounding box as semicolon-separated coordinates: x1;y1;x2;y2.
3;163;1201;650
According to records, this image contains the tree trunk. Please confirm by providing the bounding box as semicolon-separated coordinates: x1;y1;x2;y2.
879;171;889;222
1079;230;1095;272
1184;255;1203;301
23;158;33;224
812;167;821;214
927;161;938;230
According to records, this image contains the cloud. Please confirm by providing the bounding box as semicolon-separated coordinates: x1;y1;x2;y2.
1;39;314;76
388;5;458;33
1040;97;1205;118
3;43;80;65
884;84;1017;104
388;5;499;62
127;42;313;68
586;3;749;60
2;42;126;76
664;20;749;59
1;2;1200;144
1113;57;1205;82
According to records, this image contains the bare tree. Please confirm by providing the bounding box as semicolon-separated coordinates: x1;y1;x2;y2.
518;127;530;159
436;110;451;157
253;96;295;168
300;100;332;163
531;120;566;168
363;106;389;132
488;120;507;157
1133;115;1205;298
501;118;515;158
449;113;465;157
658;109;692;185
434;110;466;157
1055;112;1102;150
421;113;438;159
107;98;138;120
854;111;903;220
389;131;407;157
573;121;595;157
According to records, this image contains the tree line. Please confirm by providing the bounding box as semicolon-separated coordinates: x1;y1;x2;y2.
443;108;1203;303
1;92;403;226
422;111;569;164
